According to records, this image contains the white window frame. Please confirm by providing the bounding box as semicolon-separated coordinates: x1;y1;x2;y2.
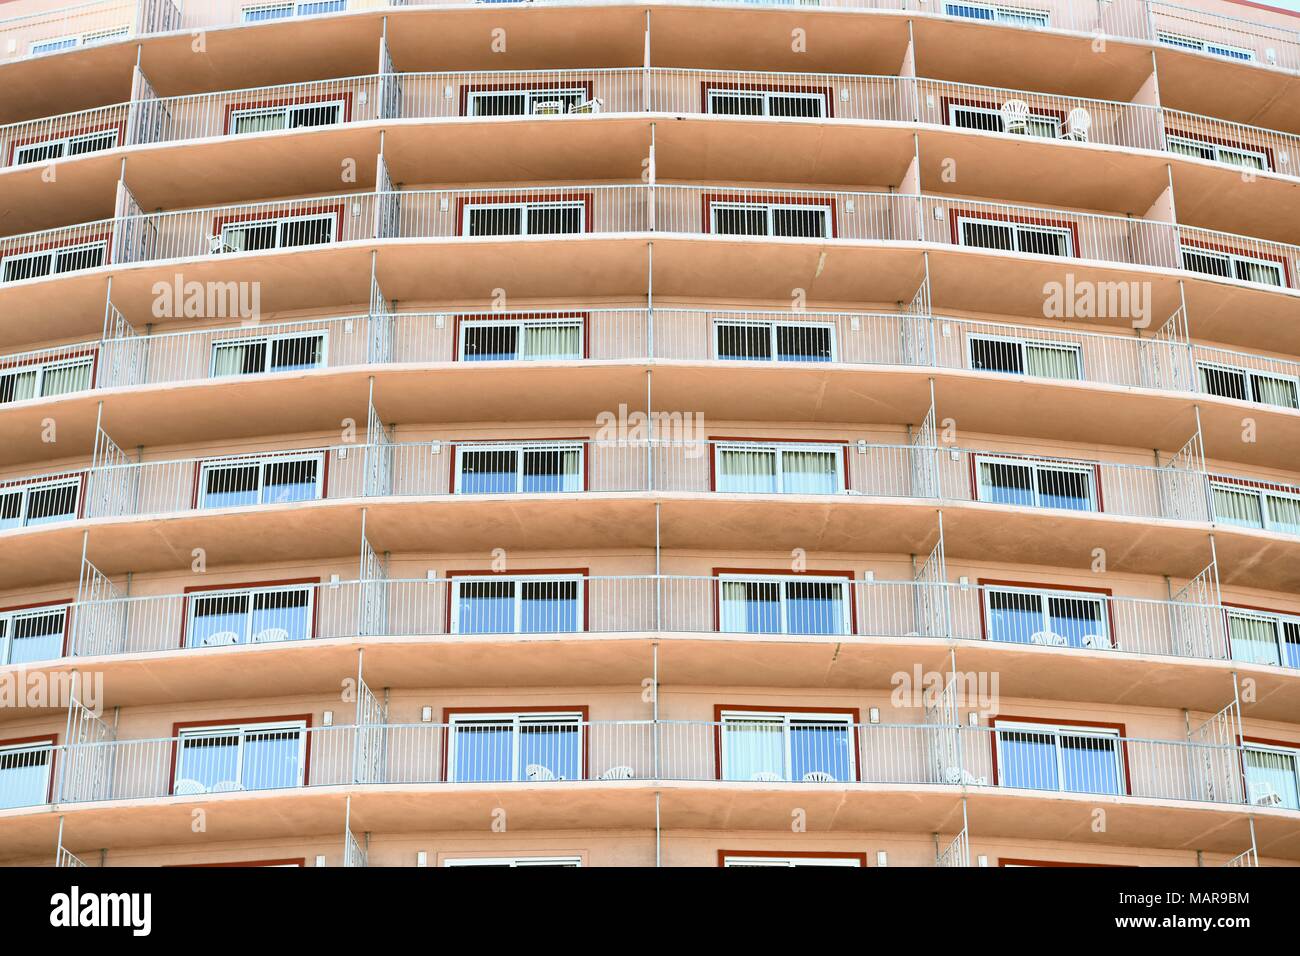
955;215;1074;256
220;212;337;253
0;740;54;808
714;442;844;495
450;575;585;634
966;332;1082;380
1180;246;1285;287
241;1;347;22
186;583;316;648
29;27;129;55
13;128;121;166
709;201;832;239
444;856;583;867
1166;134;1269;172
1226;607;1300;668
982;585;1109;647
0;476;81;528
1242;742;1299;810
454;442;585;494
719;709;857;783
1210;479;1300;533
174;719;308;793
722;855;862;867
228;99;347;135
705;88;828;118
974;454;1098;511
0;604;68;666
466;87;589;117
993;719;1125;795
460;200;586;237
943;1;1051;27
712;318;838;363
1197;360;1299;408
1;240;108;282
446;711;585;782
209;330;329;377
197;452;325;509
947;103;1060;139
718;573;852;636
1157;31;1256;61
457;316;585;361
0;355;95;403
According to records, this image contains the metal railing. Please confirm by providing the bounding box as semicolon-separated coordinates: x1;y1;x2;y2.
2;717;1284;815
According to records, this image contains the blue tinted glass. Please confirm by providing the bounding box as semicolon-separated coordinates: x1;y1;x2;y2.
744;583;782;633
457;581;514;633
7;613;65;664
242;729;302;790
0;747;50;809
177;734;239;790
1060;736;1121;794
460;450;517;493
203;465;259;509
520;581;578;633
300;0;346;12
790;722;851;781
454;724;512;781
244;5;293;21
981;462;1034;506
785;582;845;635
263;460;318;503
519;723;581;780
1284;626;1300;668
1038;469;1092;511
250;591;311;642
946;3;995;20
1049;596;1104;648
987;592;1039;644
191;595;249;646
1000;730;1059;790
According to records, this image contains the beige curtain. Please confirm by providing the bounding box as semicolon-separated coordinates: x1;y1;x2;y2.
1229;613;1281;666
1265;493;1300;534
233;110;288;134
1026;344;1081;380
522;322;581;360
1212;486;1263;527
40;360;92;396
1254;374;1299;408
719;449;777;493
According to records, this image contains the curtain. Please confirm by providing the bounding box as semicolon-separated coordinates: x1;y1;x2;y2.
1245;750;1299;809
40;361;92;396
1265;493;1300;534
721;718;785;781
781;449;838;494
233;111;288;134
1229;613;1281;666
1254;374;1299;408
718;449;777;493
720;581;749;633
212;343;250;377
1;370;38;402
1237;260;1283;286
1026;344;1081;380
522;322;581;360
1212;486;1262;528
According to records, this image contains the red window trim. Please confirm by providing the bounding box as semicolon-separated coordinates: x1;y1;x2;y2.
701;82;837;119
447;438;591;495
966;451;1105;512
0;733;58;804
1180;238;1291;287
458;80;595;118
190;448;330;510
998;857;1125;867
706;435;852;493
177;576;321;650
710;566;859;636
443;567;591;634
0;470;89;522
454;192;595;237
167;857;307;867
210;203;346;251
1240;733;1300;750
7;121;127;167
222;92;355;135
716;849;866;866
1166;128;1275;173
1;231;114;270
440;704;591;782
988;714;1131;796
712;703;863;782
1207;472;1299;496
939;95;1067;132
0;346;100;393
451;311;591;361
700;192;839;238
0;598;74;658
949;209;1080;260
975;577;1117;649
168;713;313;796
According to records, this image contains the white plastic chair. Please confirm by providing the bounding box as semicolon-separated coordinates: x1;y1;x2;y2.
1249;781;1284;807
599;765;634;780
1029;631;1066;647
209;780;243;793
173;778;205;795
531;100;564;116
1064;107;1091;142
751;771;782;781
944;766;988;786
1081;634;1110;649
802;771;836;782
1000;99;1030;134
525;764;556;781
200;630;240;647
208;234;233;254
568;97;603;114
252;627;289;644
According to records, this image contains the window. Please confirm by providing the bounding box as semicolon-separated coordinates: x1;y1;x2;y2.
1167;135;1269;172
1;241;107;282
242;1;346;22
1157;31;1256;61
0;476;81;529
1226;608;1300;668
974;455;1097;511
0;605;67;665
198;453;323;509
0;355;94;403
444;856;582;867
984;586;1109;649
1181;246;1284;287
1198;361;1298;409
210;332;326;377
447;711;584;782
709;200;832;239
1243;742;1299;810
968;334;1081;380
451;576;583;634
219;212;337;253
29;27;129;55
714;442;843;495
186;584;314;648
1210;480;1300;535
721;853;863;867
228;100;346;135
174;720;307;794
455;443;583;494
461;200;586;236
714;318;834;362
466;87;589;117
956;215;1073;256
705;88;827;118
0;739;54;810
719;710;857;782
13;128;120;166
459;317;583;361
947;103;1060;139
719;574;852;635
944;1;1050;27
995;720;1125;795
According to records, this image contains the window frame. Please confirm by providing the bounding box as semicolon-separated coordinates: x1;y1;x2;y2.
451;441;587;495
442;706;589;783
10;125;123;166
460;82;594;118
966;331;1083;380
978;579;1115;649
702;194;837;239
454;313;589;362
952;212;1077;257
208;329;329;378
194;450;326;510
971;453;1100;512
1180;242;1288;288
718;850;865;867
710;439;847;495
991;716;1130;796
169;715;312;795
712;569;857;636
1196;359;1299;408
446;571;589;634
241;1;347;23
702;84;833;119
212;208;342;254
29;27;129;56
1166;132;1271;172
942;1;1051;26
0;351;98;403
0;734;58;808
942;97;1064;139
1209;477;1300;533
456;194;593;237
714;705;862;783
1156;31;1256;61
1223;603;1300;669
0;237;110;283
443;855;584;867
0;600;72;665
711;317;838;363
180;578;320;649
1240;736;1300;810
224;95;352;136
0;473;84;528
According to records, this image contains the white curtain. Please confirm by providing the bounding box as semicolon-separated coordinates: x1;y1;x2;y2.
718;449;777;493
233;111;288;134
1265;493;1300;534
1026;344;1081;380
1229;613;1281;666
1254;375;1299;408
781;450;838;494
557;449;581;492
1238;260;1283;286
522;322;581;360
721;718;785;781
1245;750;1299;809
41;361;92;396
212;343;250;377
720;581;749;633
1;370;38;402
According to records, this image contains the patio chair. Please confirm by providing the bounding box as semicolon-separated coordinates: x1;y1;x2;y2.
600;765;634;780
1030;630;1066;647
751;771;782;781
200;630;240;647
525;763;556;781
569;97;604;115
531;100;564;116
1064;107;1092;142
173;779;205;795
1081;634;1110;649
802;771;836;782
209;780;243;793
207;234;234;255
252;627;290;644
1249;781;1284;807
1000;99;1030;134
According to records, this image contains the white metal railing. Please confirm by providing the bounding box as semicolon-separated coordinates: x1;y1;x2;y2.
2;718;1284;815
